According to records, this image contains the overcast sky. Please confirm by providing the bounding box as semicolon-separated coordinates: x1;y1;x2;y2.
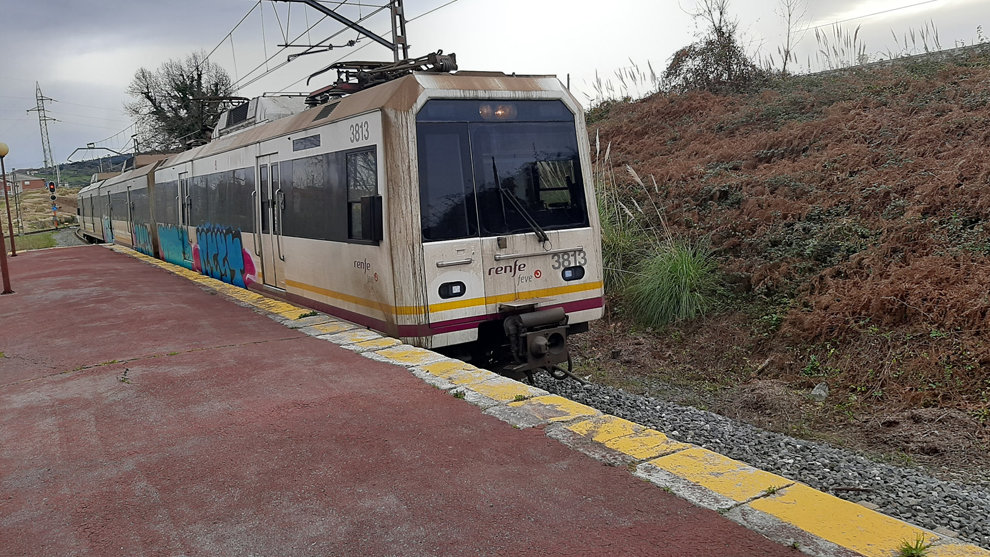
0;0;986;171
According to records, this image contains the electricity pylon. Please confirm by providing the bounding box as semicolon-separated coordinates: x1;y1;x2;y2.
27;82;62;187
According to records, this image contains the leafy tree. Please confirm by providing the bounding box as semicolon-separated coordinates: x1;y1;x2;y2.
126;52;234;151
661;0;768;94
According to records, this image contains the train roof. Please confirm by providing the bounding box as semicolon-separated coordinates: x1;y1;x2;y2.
157;72;573;169
78;183;98;195
79;160;162;195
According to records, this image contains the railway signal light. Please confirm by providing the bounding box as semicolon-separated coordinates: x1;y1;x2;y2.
48;181;56;201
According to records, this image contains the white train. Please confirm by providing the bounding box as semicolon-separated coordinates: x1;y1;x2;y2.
79;71;603;378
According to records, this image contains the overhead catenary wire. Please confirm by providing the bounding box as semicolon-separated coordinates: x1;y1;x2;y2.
226;4;344;91
261;0;270;72
200;1;263;70
407;0;462;23
803;0;942;31
272;0;289;44
230;36;239;83
88;122;137;149
232;2;390;92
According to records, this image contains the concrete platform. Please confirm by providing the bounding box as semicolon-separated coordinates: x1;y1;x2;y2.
0;246;798;556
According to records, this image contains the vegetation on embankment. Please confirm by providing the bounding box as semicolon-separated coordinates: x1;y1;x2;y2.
1;187;79;239
585;47;990;472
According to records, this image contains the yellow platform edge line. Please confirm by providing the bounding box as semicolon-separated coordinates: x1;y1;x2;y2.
103;243;990;557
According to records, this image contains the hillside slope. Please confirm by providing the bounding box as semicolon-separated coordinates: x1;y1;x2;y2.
585;47;990;473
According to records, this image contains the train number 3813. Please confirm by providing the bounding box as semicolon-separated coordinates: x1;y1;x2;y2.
349;121;371;143
551;250;587;269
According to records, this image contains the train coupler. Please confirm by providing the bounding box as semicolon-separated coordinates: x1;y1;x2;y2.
503;307;582;383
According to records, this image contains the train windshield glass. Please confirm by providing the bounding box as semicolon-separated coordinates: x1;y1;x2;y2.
472;122;586;237
417;100;588;242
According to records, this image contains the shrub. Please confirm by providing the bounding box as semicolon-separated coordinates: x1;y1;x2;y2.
626;238;720;327
661;0;770;94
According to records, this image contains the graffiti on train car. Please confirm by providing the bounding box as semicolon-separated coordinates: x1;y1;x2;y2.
102;217;114;242
192;224;256;288
133;224;153;256
157;224;192;269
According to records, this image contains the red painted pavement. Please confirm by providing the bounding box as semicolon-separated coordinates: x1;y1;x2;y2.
0;246;797;556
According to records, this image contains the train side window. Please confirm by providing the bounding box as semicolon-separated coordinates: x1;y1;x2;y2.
230;168;255;232
189;175;209;226
259;164;270;233
281;153;338;241
131;189;149;225
346;149;377;240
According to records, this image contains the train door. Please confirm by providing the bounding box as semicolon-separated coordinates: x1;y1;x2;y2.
125;187;134;244
177;172;192;263
256;155;285;289
417;122;489;333
87;195;95;236
103;191;114;242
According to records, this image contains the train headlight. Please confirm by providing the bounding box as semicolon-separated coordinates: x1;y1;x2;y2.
494;104;517;119
561;266;585;281
478;103;517;120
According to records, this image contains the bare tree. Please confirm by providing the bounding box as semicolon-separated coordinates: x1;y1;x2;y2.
694;0;733;41
126;52;234;151
776;0;808;75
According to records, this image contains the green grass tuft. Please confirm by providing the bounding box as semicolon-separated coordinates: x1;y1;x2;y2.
626;238;719;327
898;533;932;557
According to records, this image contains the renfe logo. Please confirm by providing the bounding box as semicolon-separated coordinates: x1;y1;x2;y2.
354;259;372;273
488;260;526;277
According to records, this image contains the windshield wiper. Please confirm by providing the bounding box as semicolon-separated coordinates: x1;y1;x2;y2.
492;157;549;243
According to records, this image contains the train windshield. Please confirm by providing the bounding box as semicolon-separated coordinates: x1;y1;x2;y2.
417;100;588;242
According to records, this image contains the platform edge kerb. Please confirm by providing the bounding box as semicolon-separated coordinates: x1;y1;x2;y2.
106;243;990;557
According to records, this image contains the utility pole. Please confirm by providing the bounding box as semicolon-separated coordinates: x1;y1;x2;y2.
390;0;409;62
27;82;62;189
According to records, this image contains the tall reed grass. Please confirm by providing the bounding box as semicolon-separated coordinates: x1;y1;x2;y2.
594;133;640;294
594;134;721;327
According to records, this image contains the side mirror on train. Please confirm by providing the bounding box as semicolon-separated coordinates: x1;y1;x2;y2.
360;195;383;244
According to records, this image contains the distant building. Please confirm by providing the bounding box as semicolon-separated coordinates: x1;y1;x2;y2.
3;171;46;193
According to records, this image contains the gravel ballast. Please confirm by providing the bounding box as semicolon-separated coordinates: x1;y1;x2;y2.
533;373;990;549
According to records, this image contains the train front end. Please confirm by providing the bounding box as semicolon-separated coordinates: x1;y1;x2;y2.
413;74;603;378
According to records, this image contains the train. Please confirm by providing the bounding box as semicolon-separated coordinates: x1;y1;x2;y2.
78;67;603;380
